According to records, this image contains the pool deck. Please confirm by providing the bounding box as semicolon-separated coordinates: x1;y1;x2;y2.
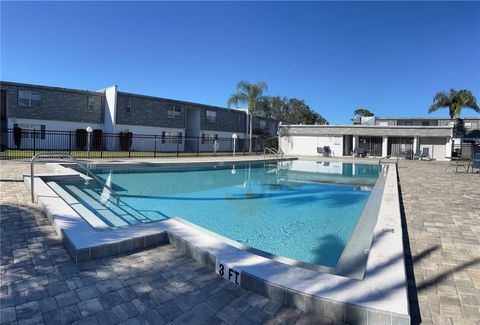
1;157;479;324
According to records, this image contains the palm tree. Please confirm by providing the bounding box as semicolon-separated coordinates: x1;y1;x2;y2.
227;81;268;152
428;89;479;119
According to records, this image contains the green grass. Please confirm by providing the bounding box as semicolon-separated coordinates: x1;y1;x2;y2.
0;149;261;159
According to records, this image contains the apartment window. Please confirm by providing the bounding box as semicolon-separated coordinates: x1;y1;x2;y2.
125;98;132;114
162;131;182;144
259;120;267;129
205;110;217;123
167;104;182;119
404;121;413;126
18;90;41;107
16;124;43;139
201;133;217;144
87;97;94;112
422;121;430;126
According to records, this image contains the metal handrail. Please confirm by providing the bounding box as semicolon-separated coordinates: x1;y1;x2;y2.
263;147;284;161
30;153;120;203
263;147;277;158
378;155;399;166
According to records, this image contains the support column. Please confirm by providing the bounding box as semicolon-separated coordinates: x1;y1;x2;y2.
445;136;453;159
352;135;359;156
382;136;388;157
413;136;419;156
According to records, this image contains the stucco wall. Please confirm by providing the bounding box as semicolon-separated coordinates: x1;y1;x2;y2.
280;135;344;157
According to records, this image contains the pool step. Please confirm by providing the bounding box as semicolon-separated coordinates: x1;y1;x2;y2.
83;188;151;224
65;185;130;227
47;181;111;229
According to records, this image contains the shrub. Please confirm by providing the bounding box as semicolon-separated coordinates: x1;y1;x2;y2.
76;129;87;150
92;129;103;150
13;126;22;149
119;131;133;151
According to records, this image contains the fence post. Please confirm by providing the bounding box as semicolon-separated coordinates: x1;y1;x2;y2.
33;129;36;156
69;131;72;155
176;139;179;157
197;137;200;157
154;135;157;158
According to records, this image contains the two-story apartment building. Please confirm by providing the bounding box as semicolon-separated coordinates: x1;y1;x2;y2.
0;81;261;152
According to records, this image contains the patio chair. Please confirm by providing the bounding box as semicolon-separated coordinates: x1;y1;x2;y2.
472;153;480;172
352;147;365;158
323;146;335;157
420;148;430;160
317;147;325;156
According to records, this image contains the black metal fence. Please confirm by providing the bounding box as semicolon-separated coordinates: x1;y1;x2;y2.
0;129;278;159
452;142;480;160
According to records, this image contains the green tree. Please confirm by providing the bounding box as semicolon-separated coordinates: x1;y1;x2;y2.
259;96;328;125
354;108;374;117
428;89;479;119
227;81;268;152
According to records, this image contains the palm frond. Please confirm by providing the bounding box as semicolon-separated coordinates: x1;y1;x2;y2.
428;91;450;113
227;93;248;108
458;90;480;113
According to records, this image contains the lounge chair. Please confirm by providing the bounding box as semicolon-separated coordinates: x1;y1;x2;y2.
317;147;325;156
420;148;430;160
352;147;365;158
323;146;335;157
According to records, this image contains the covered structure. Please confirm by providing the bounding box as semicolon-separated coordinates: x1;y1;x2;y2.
278;124;454;160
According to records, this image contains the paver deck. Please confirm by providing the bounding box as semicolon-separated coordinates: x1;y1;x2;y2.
1;158;479;324
0;160;335;325
397;160;480;325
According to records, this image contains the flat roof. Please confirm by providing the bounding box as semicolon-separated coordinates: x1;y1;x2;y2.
279;124;453;137
375;116;480;120
0;80;103;96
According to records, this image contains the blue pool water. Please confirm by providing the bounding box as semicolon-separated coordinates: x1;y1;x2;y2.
53;160;380;268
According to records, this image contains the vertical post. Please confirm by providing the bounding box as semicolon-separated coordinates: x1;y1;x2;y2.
445;136;452;159
382;136;388;157
154;135;157;158
352;135;359;156
176;140;179;157
33;129;36;156
197;137;199;157
87;132;91;159
69;131;72;155
31;157;35;203
413;136;419;158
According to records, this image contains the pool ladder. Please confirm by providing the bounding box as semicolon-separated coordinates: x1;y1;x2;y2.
30;153;120;204
263;147;284;162
378;155;399;166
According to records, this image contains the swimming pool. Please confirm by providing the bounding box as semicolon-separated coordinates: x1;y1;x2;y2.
48;160;382;270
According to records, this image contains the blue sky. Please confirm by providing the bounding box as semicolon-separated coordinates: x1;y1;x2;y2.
1;1;479;124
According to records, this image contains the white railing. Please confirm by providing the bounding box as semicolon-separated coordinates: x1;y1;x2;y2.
263;147;284;161
30;153;120;204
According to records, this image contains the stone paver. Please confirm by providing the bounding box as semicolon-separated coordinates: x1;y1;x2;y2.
2;158;479;324
0;160;315;324
397;160;480;324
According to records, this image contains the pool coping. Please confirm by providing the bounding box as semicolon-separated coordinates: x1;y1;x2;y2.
24;159;409;324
